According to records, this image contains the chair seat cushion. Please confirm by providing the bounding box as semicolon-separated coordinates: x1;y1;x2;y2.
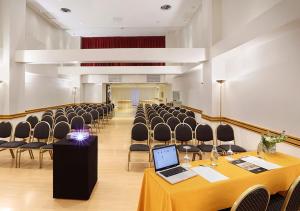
41;144;53;150
198;144;213;152
153;144;167;149
0;141;26;148
20;142;47;149
218;144;246;152
266;193;285;211
0;140;8;145
130;144;150;151
177;145;200;153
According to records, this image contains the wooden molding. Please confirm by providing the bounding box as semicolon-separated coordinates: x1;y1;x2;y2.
0;113;27;119
183;105;300;147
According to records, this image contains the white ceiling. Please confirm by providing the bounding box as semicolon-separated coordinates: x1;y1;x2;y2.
27;0;202;37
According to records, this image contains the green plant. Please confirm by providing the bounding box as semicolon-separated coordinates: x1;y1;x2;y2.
261;131;287;149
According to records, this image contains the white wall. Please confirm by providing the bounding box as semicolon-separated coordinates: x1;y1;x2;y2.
24;7;80;109
111;86;158;103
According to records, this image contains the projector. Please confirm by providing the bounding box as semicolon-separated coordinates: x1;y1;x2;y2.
67;131;90;142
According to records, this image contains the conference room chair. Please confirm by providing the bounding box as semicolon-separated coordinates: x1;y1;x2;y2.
134;117;147;125
0;121;13;145
86;107;93;113
220;185;270;211
159;110;168;118
136;114;146;119
44;110;54;115
90;109;100;130
26;115;39;130
168;108;175;113
167;116;181;141
148;113;159;124
150;116;164;136
157;108;164;114
96;108;105;128
16;121;51;168
174;107;181;110
267;176;300;211
42;112;53;118
67;112;77;123
128;123;150;171
39;121;70;168
179;108;186;113
0;121;31;159
54;112;65;120
172;110;180;117
81;113;94;133
177;113;188;123
55;115;68;124
41;115;54;130
163;113;173;122
174;123;200;158
102;106;109;123
77;110;86;116
216;124;247;153
70;116;85;131
186;110;195;118
195;124;215;152
152;123;172;149
66;109;75;115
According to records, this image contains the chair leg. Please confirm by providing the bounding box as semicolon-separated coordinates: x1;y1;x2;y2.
148;151;151;168
49;150;53;160
127;151;131;171
9;149;15;159
39;150;43;169
18;150;22;168
15;149;19;168
29;150;34;159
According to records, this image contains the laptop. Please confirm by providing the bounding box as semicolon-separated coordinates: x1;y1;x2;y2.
152;145;197;184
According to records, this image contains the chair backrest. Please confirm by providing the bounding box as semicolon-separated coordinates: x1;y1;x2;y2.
175;123;193;142
133;117;147;125
186;110;195;118
150;116;164;130
163;113;173;122
167;117;180;131
55;112;65;119
217;124;235;142
172;110;180;117
0;121;13;138
82;113;92;124
70;116;85;130
159;110;167;118
195;124;213;142
67;113;77;123
131;123;148;142
77;110;86;116
135;114;146;119
174;107;181;110
183;117;197;131
148;113;158;123
231;185;269;211
168;108;175;113
177;113;188;123
96;108;104;119
179;108;186;113
282;176;300;211
55;115;68;124
33;121;51;141
41;115;54;129
86;107;93;112
66;109;75;115
14;121;31;140
42;112;53;118
90;110;99;121
45;110;53;115
53;122;71;140
153;123;172;143
26;115;39;129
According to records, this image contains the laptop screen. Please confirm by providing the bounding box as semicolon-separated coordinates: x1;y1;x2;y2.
153;145;179;171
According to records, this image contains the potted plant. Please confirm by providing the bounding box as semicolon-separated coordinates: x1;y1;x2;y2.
260;131;287;154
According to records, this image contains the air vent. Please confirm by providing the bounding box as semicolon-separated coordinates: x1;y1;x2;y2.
108;75;122;83
147;75;161;83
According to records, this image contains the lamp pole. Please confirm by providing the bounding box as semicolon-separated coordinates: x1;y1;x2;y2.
216;80;225;123
73;87;77;105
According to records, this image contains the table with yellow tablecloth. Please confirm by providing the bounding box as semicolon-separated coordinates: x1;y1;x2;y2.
137;152;300;211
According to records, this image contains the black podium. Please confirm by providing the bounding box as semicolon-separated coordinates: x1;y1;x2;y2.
53;136;98;200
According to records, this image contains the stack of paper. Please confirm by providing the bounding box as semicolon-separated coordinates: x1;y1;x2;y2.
241;156;281;170
192;166;229;183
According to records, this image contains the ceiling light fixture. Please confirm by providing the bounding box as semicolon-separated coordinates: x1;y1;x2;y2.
61;8;71;13
161;4;172;10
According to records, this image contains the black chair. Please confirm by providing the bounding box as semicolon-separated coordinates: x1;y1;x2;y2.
169;108;175;113
90;110;100;130
55;115;68;124
267;176;300;211
42;112;53;118
186;110;195;118
179;108;186;113
0;121;13;145
184;117;197;132
152;123;172;149
16;121;51;168
216;124;246;153
150;116;164;132
172;110;180;117
163;113;173;122
159;110;167;118
77;110;86;116
134;117;147;125
39;121;70;168
128;123;150;171
175;123;200;155
70;116;85;130
96;108;104;127
41;115;54;130
54;112;65;119
67;112;77;123
82;112;94;133
0;121;30;159
177;113;188;123
26;115;39;129
148;113;159;124
174;107;181;110
225;185;269;211
196;124;215;152
167;116;180;134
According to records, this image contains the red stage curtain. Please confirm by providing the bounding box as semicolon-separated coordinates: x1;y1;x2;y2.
81;36;165;66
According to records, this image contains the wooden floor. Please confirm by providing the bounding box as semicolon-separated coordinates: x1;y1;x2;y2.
0;108;148;211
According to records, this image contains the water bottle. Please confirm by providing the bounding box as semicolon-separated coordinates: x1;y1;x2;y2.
210;145;219;166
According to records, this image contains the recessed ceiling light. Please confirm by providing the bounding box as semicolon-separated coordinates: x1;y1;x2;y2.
161;4;172;10
61;8;71;13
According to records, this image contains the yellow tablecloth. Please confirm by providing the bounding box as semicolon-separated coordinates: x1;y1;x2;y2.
137;152;300;211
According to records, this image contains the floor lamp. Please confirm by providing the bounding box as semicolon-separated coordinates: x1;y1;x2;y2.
72;87;78;105
216;80;226;124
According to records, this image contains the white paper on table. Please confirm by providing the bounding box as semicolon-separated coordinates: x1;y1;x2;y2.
191;166;229;183
241;156;281;170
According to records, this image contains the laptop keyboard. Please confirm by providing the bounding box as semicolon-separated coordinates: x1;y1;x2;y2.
160;166;187;177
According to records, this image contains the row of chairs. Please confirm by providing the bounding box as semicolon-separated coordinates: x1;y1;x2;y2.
128;104;246;170
219;176;300;211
